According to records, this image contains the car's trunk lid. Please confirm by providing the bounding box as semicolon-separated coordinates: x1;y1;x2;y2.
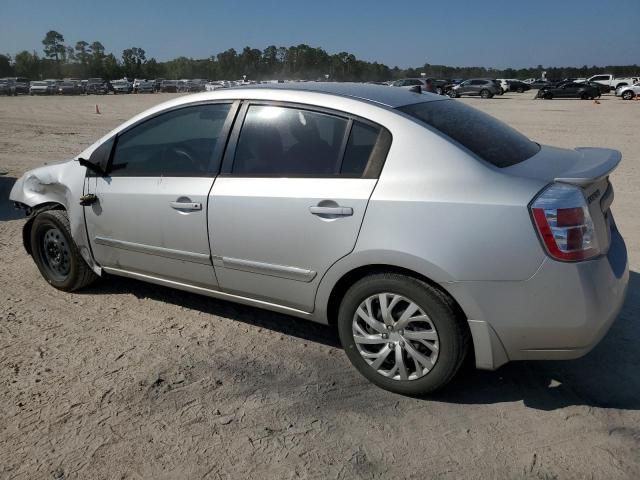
505;144;621;254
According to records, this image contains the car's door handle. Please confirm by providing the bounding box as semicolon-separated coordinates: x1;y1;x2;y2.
170;201;202;211
309;206;353;216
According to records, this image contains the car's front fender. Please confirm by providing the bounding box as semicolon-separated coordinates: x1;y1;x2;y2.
9;161;101;275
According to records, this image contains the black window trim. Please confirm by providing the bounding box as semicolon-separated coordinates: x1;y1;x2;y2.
101;100;240;178
220;99;392;179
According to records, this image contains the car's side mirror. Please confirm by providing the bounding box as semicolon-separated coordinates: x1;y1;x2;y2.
78;136;115;176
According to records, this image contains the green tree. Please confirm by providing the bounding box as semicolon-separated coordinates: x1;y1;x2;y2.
122;47;146;78
15;50;40;78
88;41;106;76
216;48;238;79
103;53;121;80
75;41;90;65
0;54;13;76
42;30;65;62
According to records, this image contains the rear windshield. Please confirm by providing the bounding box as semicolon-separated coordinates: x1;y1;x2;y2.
398;100;540;168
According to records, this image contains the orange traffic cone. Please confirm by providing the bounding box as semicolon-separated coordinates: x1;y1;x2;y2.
95;104;101;114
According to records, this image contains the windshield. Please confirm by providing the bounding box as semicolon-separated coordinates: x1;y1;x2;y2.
398;100;540;168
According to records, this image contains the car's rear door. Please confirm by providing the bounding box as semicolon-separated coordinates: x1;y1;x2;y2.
208;102;391;311
84;102;237;287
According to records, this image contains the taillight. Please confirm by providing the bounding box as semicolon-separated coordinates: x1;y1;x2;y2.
530;183;600;262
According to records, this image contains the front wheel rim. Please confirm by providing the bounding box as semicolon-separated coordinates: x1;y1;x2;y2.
39;226;71;281
352;293;439;381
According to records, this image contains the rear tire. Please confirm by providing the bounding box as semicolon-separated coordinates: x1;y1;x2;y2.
30;210;98;291
448;90;459;98
622;90;635;100
337;273;469;395
480;89;492;99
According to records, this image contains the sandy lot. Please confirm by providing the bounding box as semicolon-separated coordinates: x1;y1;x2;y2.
1;92;638;480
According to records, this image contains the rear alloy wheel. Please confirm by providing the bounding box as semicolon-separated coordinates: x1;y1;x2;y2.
622;90;635;100
30;210;97;291
448;90;458;98
480;89;492;99
517;86;525;93
338;273;469;395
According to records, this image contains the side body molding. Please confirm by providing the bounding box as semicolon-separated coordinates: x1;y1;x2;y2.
212;255;317;282
95;236;212;265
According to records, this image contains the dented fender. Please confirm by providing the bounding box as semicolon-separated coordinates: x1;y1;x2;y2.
9;160;102;275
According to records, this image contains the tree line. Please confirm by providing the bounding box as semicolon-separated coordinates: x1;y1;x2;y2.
0;30;638;82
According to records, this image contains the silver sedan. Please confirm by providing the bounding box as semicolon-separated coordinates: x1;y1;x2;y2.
9;83;629;394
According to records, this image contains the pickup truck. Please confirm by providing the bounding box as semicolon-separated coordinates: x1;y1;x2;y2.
581;74;640;92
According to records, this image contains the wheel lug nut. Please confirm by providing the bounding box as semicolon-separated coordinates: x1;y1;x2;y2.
386;325;392;330
399;341;405;347
381;333;388;339
388;343;394;349
399;329;404;335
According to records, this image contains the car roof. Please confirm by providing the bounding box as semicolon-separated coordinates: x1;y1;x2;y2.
227;82;442;108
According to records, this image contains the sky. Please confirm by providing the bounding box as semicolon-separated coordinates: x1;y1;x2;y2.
1;0;638;68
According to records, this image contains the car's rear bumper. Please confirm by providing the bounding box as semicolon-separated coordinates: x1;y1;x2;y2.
444;221;629;369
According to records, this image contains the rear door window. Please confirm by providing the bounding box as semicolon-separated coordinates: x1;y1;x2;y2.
230;105;391;178
399;100;540;168
341;122;382;176
232;105;348;176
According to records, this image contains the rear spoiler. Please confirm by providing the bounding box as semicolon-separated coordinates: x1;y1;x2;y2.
555;148;622;186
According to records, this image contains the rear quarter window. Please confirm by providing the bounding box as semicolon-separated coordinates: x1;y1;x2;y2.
398;100;540;168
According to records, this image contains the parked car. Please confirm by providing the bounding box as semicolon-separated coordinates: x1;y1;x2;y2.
161;80;178;92
581;74;640;92
112;80;132;94
2;77;30;95
537;81;600;100
136;80;155;93
448;79;500;98
86;78;109;95
615;82;640;100
505;80;531;93
496;78;517;92
581;81;609;96
132;79;144;93
58;81;82;95
29;80;56;95
525;79;550;89
9;83;628;395
205;81;226;91
391;78;448;95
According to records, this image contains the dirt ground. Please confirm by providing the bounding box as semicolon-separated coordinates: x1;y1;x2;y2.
0;92;638;480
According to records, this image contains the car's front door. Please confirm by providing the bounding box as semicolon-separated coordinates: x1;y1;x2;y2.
557;83;577;97
457;80;471;94
84;102;236;287
208;103;391;311
469;80;486;95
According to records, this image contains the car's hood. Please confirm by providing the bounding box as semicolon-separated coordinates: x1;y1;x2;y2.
504;144;621;187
